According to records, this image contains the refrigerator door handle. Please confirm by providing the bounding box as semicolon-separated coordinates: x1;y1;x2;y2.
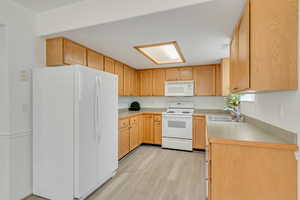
96;76;103;143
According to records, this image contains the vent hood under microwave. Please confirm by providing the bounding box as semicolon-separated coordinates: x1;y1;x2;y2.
165;81;194;97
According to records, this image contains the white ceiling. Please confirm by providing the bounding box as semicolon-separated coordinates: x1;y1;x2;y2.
13;0;85;12
51;0;245;69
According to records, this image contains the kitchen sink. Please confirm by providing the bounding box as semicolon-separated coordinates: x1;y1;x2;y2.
208;115;235;122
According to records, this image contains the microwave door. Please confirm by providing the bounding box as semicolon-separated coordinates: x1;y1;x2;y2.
165;85;186;96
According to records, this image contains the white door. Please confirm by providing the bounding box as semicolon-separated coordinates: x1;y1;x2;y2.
74;67;99;198
96;72;118;185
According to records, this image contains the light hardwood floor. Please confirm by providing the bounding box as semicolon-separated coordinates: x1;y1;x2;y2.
27;146;205;200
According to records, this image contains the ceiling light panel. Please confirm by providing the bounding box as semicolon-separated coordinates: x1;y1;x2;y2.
135;41;185;65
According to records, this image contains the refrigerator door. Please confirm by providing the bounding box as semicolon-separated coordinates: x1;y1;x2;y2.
96;72;118;185
74;67;99;198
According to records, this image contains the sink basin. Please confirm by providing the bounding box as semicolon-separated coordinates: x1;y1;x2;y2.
208;115;235;122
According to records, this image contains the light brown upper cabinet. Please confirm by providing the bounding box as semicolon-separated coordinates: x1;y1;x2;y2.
179;67;193;80
104;57;115;74
230;2;250;92
87;49;104;71
193;66;216;96
135;71;140;96
124;65;135;96
114;62;124;96
165;67;193;81
63;39;87;66
165;68;180;81
220;58;230;96
230;28;239;92
152;69;166;96
46;37;87;66
133;70;139;96
215;64;222;96
140;70;153;96
230;0;298;92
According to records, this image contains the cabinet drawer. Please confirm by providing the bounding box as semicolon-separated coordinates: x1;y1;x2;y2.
119;119;129;129
130;117;138;126
154;115;162;122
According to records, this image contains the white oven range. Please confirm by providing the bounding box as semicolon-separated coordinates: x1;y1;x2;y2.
162;102;194;151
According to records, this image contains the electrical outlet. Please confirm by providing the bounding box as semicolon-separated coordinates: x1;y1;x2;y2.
295;151;300;160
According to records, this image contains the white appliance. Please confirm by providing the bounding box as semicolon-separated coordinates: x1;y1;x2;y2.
33;65;118;200
165;81;194;96
162;102;194;151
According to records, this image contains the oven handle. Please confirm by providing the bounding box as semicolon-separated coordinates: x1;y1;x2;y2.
163;115;193;118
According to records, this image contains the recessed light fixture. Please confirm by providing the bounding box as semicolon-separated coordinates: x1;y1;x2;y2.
134;41;185;65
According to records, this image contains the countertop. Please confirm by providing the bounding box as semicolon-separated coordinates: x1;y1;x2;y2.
118;108;297;147
118;108;228;118
207;119;297;145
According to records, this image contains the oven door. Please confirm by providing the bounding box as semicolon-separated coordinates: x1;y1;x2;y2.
162;115;192;139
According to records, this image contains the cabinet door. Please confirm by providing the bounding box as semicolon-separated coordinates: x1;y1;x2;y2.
142;115;154;144
179;67;193;80
193;66;216;96
118;127;130;159
87;49;104;70
133;70;139;96
152;69;165;96
104;57;115;74
138;115;144;145
114;62;124;96
64;39;86;65
237;2;250;91
46;37;64;66
210;143;297;200
136;71;140;96
215;64;222;96
193;116;206;150
250;0;298;91
129;117;139;150
221;58;230;96
140;70;153;96
230;29;239;92
165;68;179;81
153;115;162;145
123;65;132;96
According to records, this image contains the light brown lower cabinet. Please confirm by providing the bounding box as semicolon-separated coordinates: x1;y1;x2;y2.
208;140;298;200
129;117;139;151
118;123;130;160
153;115;162;145
142;114;154;144
193;116;206;150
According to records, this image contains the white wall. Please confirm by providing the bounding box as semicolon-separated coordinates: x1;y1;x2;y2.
36;0;213;36
119;96;225;109
0;1;37;199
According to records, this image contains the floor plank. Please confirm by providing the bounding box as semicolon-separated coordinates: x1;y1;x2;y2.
27;146;206;200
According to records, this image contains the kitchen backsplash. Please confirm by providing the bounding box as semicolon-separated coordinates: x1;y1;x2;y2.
119;96;225;110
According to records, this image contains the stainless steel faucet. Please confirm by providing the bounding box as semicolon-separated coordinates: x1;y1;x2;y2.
224;107;243;122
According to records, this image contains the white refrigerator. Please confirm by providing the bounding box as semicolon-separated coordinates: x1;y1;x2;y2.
33;65;118;200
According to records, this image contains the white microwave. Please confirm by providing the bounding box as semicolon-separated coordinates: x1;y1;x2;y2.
165;81;194;96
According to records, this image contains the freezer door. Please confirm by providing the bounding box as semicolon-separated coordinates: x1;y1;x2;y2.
74;68;99;198
96;72;118;185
